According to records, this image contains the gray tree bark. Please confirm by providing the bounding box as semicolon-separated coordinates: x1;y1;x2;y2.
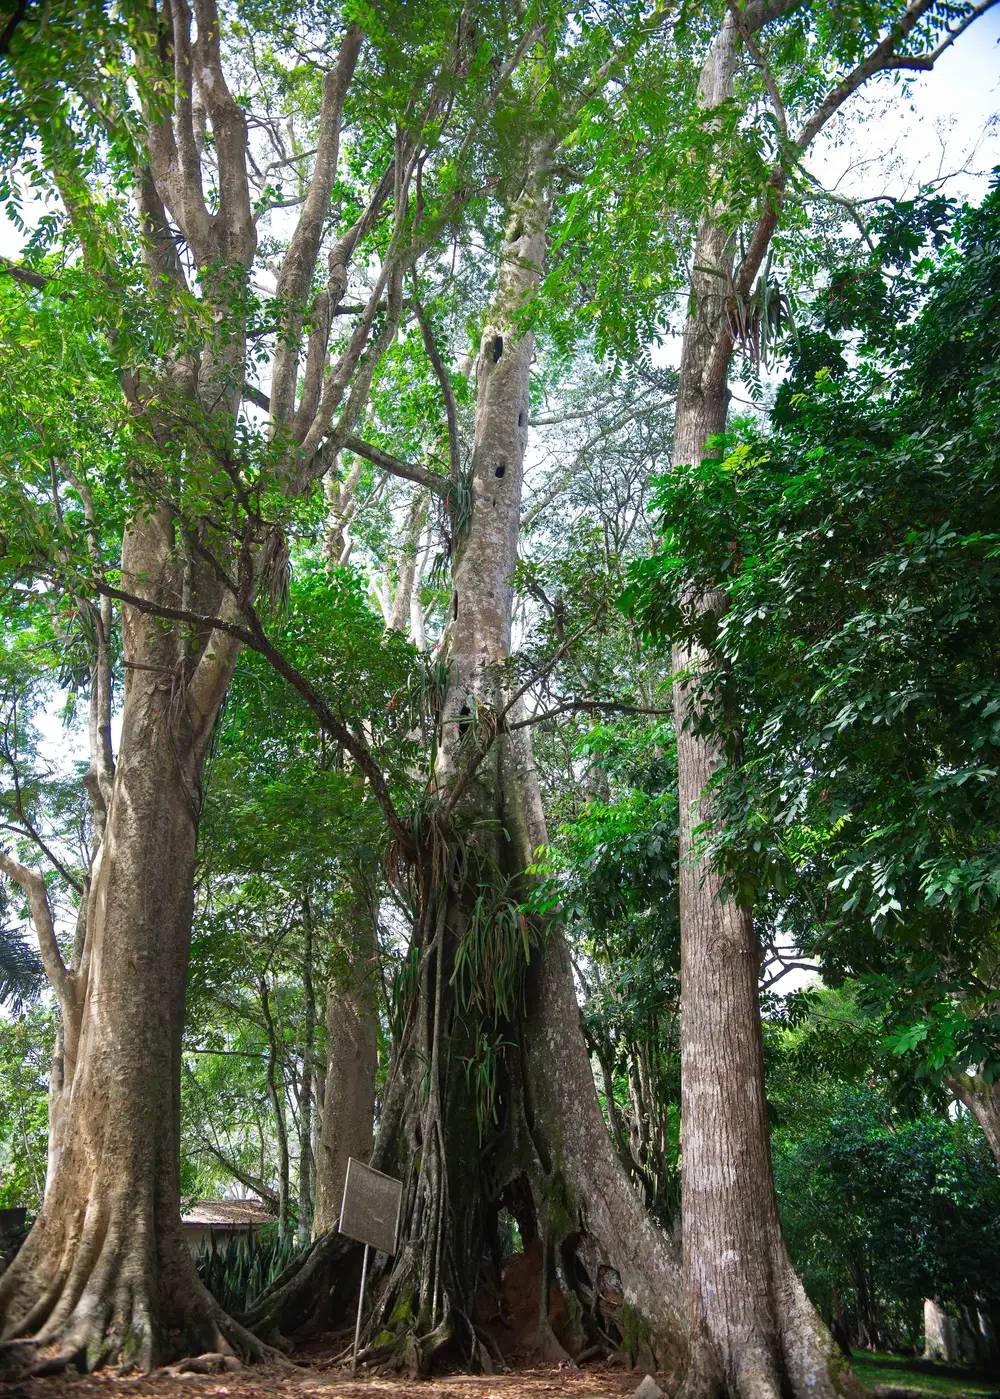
297;902;317;1247
945;1074;1000;1166
312;908;379;1239
0;508;258;1373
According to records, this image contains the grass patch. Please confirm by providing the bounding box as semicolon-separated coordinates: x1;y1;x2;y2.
850;1352;1000;1399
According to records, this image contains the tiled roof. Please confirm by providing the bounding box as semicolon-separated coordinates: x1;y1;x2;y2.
181;1199;274;1226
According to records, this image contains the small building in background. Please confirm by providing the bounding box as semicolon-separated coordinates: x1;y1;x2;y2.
180;1199;274;1255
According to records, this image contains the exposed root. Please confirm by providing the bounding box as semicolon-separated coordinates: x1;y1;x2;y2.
157;1352;244;1377
0;1198;291;1381
210;1287;293;1370
237;1229;357;1341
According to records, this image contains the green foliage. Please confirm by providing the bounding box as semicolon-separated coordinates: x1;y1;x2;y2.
452;875;535;1023
195;1227;297;1315
542;3;971;364
0;1004;55;1211
772;1078;1000;1316
0;920;43;1013
536;720;681;1223
626;182;1000;1083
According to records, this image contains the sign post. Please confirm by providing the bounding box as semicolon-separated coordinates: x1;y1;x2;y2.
338;1158;403;1376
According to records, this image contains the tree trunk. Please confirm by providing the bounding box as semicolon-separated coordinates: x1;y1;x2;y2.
244;138;688;1374
389;490;429;633
0;513;263;1374
945;1074;1000;1165
312;909;378;1238
323;456;363;567
374;142;688;1369
668;17;855;1399
923;1299;955;1363
504;725;686;1367
260;977;291;1243
297;902;317;1248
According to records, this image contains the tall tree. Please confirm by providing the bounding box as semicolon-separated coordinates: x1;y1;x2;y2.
0;0;548;1370
631;183;1000;1172
614;3;1000;1395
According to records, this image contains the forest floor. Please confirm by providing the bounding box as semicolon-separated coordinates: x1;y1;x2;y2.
3;1351;999;1399
4;1360;648;1399
850;1354;1000;1399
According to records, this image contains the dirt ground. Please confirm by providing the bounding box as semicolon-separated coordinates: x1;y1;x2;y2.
3;1361;650;1399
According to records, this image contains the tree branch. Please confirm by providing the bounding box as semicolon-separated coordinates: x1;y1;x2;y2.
520;396;675;528
0;851;74;1013
412;286;462;479
0;257;49;291
87;580;413;852
0;0;27;57
727;0;787;136
269;23;364;428
881;0;1000;69
505;700;672;731
792;0;939;153
343;436;450;496
195;1137;281;1214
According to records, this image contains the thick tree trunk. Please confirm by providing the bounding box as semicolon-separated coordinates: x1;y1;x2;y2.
504;726;686;1367
945;1073;1000;1165
436;150;550;769
668;18;856;1399
0;515;262;1374
670;271;851;1399
675;651;839;1397
312;910;378;1238
404;143;687;1368
243;138;689;1374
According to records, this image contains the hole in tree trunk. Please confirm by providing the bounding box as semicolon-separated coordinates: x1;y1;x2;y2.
452;592;458;619
518;410;527;427
494;462;506;479
491;334;503;362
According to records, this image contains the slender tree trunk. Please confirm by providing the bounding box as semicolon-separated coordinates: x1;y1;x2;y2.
410;526;431;651
260;978;291;1243
668;18;855;1399
312;908;378;1238
297;902;317;1248
324;456;363;567
0;514;263;1373
389;490;429;633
